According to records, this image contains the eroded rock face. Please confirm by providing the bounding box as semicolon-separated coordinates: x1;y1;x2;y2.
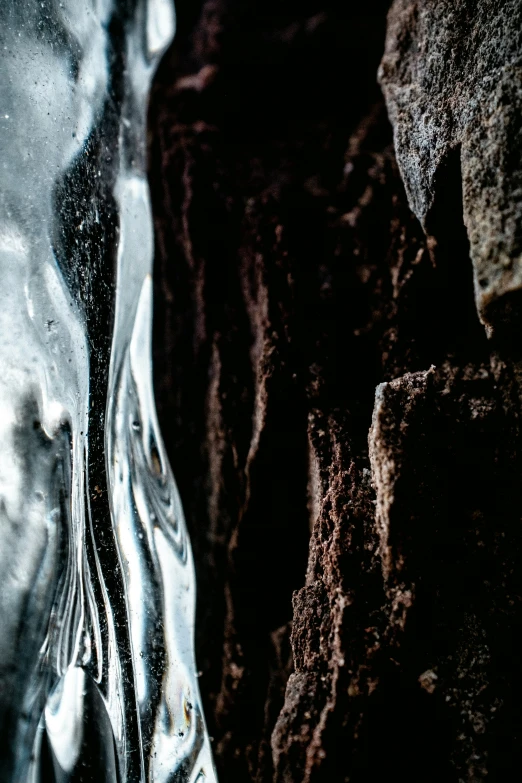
150;0;522;780
379;0;522;332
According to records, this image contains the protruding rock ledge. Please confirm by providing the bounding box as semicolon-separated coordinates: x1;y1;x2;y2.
379;0;522;333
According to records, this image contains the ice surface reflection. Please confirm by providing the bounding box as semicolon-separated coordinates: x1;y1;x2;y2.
0;2;216;780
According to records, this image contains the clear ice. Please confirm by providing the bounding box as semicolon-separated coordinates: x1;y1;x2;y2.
0;2;217;781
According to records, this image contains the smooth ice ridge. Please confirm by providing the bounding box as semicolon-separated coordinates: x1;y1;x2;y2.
0;2;216;781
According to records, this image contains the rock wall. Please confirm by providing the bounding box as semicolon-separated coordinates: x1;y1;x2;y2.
148;1;522;779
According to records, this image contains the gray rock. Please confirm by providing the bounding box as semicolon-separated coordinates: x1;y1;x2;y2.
379;0;522;333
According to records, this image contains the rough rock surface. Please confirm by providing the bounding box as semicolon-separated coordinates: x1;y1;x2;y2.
148;0;522;780
379;0;522;331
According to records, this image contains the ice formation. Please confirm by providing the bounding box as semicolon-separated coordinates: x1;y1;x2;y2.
0;1;216;780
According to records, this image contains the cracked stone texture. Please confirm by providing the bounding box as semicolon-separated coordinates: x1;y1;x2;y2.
148;0;522;780
379;0;522;331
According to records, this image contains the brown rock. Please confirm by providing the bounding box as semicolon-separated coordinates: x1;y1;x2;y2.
148;0;522;779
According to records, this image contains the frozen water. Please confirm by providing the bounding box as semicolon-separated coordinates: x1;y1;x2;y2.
0;1;216;781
